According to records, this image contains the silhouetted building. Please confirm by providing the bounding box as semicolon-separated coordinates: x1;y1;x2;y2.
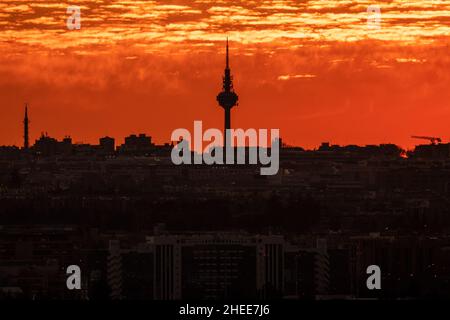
33;133;59;156
118;134;154;155
99;136;115;154
33;134;73;156
411;143;450;159
0;146;21;160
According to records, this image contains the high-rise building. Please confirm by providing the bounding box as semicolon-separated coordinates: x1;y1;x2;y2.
107;234;285;300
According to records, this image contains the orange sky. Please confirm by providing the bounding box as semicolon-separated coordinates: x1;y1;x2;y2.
0;0;449;149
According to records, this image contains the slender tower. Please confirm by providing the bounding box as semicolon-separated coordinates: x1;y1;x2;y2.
216;39;238;152
23;103;30;150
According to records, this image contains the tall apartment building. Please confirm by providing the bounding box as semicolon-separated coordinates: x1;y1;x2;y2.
107;233;285;300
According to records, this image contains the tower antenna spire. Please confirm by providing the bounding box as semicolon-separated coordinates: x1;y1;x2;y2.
226;37;229;69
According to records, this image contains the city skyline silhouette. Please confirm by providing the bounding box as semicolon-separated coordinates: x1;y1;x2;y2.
3;39;448;154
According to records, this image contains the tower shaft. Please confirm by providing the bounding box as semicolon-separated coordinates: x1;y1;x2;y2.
224;107;231;146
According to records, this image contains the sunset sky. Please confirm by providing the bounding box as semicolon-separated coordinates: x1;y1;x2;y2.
0;0;449;149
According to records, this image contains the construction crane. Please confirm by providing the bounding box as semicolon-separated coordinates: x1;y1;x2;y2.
411;136;442;145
